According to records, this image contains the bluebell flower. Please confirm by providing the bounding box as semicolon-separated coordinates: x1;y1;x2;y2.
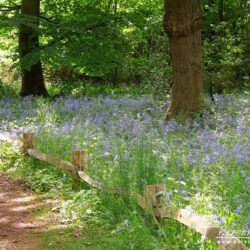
236;205;243;213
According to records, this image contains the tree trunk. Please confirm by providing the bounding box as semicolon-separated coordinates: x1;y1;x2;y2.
163;0;203;120
19;0;48;96
218;0;224;22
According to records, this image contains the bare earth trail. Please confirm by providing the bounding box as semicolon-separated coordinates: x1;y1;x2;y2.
0;173;49;250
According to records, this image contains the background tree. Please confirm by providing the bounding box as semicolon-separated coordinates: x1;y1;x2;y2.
164;0;203;119
19;0;48;96
0;0;249;97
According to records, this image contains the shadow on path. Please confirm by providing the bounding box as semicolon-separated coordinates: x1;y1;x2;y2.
0;173;48;250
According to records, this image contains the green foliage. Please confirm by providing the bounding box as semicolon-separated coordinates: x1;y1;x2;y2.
0;142;22;171
202;0;250;92
25;167;65;192
47;81;151;97
1;0;249;93
0;142;71;192
60;189;106;225
0;0;171;89
0;78;19;97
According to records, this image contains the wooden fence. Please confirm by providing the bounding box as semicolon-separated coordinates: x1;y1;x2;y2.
1;132;249;250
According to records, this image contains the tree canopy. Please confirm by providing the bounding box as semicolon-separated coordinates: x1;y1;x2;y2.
0;0;249;113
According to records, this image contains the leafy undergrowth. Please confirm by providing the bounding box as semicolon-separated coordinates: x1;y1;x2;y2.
0;92;249;249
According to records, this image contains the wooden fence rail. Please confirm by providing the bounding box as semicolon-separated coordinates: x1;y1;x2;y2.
0;132;249;250
28;149;74;172
137;186;248;250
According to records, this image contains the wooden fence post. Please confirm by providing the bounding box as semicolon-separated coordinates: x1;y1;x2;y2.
23;132;36;154
144;184;166;211
71;150;87;190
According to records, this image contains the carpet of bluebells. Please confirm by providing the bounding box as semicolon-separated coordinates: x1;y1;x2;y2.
0;93;249;248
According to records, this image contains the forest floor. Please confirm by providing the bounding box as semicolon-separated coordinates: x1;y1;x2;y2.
0;173;55;250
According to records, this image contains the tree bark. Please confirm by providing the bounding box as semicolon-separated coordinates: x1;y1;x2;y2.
163;0;203;120
19;0;48;96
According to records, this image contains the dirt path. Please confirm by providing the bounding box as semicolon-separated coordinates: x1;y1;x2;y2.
0;173;49;250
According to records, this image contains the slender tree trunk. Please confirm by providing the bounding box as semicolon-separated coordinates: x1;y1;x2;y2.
19;0;48;96
163;0;203;120
218;0;224;22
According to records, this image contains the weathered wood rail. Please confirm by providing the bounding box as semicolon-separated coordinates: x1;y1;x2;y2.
0;132;249;250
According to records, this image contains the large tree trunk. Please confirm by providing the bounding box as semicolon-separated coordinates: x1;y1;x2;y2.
19;0;48;96
164;0;203;120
